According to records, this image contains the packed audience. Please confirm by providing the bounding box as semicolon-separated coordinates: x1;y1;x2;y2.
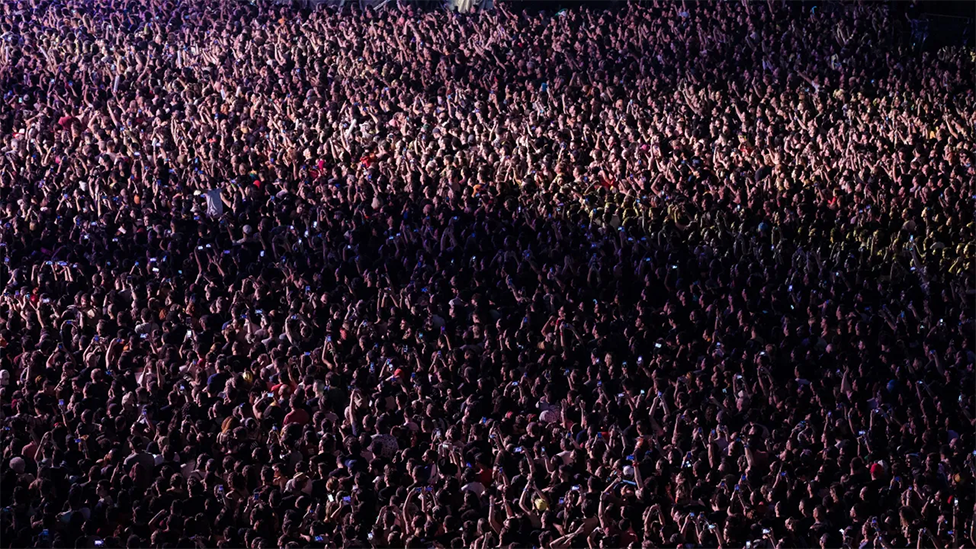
0;0;974;547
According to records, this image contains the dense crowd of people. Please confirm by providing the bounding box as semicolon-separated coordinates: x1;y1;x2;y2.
0;0;974;547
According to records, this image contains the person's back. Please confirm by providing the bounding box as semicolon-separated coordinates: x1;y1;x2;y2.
283;394;310;426
59;486;91;526
125;438;156;476
57;505;90;525
370;433;398;459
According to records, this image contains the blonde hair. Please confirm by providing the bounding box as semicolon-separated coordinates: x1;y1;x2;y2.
221;416;238;434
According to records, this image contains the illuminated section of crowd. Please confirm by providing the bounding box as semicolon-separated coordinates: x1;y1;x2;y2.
0;0;973;547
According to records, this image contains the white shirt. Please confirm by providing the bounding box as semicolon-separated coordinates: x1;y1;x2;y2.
203;189;224;217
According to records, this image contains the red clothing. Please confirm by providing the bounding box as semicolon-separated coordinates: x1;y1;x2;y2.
476;465;493;487
283;408;310;426
270;381;297;401
21;442;38;462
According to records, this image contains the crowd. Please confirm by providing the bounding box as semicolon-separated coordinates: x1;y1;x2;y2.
0;0;974;547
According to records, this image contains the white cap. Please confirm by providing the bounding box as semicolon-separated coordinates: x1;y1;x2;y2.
539;409;560;424
9;457;25;474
